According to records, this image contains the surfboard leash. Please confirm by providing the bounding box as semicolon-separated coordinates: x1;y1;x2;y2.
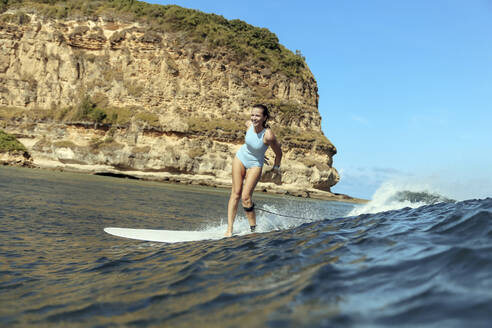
256;207;311;220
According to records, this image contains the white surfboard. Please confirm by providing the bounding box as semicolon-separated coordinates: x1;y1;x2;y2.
104;227;225;243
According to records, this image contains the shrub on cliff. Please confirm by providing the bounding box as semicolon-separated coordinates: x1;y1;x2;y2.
76;96;107;123
0;130;27;153
135;112;160;129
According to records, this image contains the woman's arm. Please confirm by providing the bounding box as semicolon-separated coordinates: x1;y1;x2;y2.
265;129;282;167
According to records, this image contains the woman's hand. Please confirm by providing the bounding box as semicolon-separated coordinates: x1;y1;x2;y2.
262;166;282;185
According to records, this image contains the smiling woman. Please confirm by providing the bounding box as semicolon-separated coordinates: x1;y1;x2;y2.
226;104;282;237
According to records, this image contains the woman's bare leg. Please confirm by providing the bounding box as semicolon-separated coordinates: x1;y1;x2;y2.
226;157;246;237
241;167;263;228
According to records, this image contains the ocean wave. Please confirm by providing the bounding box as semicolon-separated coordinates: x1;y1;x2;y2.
349;181;461;216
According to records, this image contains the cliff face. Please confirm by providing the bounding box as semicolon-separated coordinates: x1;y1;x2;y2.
0;7;340;197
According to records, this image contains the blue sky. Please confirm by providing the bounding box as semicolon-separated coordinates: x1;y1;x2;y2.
147;0;492;200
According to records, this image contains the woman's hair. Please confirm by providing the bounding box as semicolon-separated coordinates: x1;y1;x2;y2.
253;104;270;128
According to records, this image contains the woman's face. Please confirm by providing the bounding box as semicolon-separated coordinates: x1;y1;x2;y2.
251;107;266;128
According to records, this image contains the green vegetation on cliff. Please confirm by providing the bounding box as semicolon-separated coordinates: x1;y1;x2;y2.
187;117;244;135
0;130;27;152
76;96;107;123
2;0;308;79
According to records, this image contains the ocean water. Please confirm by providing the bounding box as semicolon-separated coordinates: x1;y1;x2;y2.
1;166;491;327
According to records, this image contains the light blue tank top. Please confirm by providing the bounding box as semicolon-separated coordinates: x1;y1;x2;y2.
236;125;269;168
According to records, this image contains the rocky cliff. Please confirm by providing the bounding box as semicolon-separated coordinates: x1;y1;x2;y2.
0;1;342;200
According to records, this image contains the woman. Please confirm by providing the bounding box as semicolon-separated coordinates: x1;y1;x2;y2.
226;104;282;237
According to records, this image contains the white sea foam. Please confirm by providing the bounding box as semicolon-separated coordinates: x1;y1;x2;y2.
348;179;456;216
202;202;324;235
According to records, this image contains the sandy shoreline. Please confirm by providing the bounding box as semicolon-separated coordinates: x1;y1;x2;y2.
2;157;369;204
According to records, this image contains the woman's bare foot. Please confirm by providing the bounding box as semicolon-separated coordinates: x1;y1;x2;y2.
225;229;233;237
